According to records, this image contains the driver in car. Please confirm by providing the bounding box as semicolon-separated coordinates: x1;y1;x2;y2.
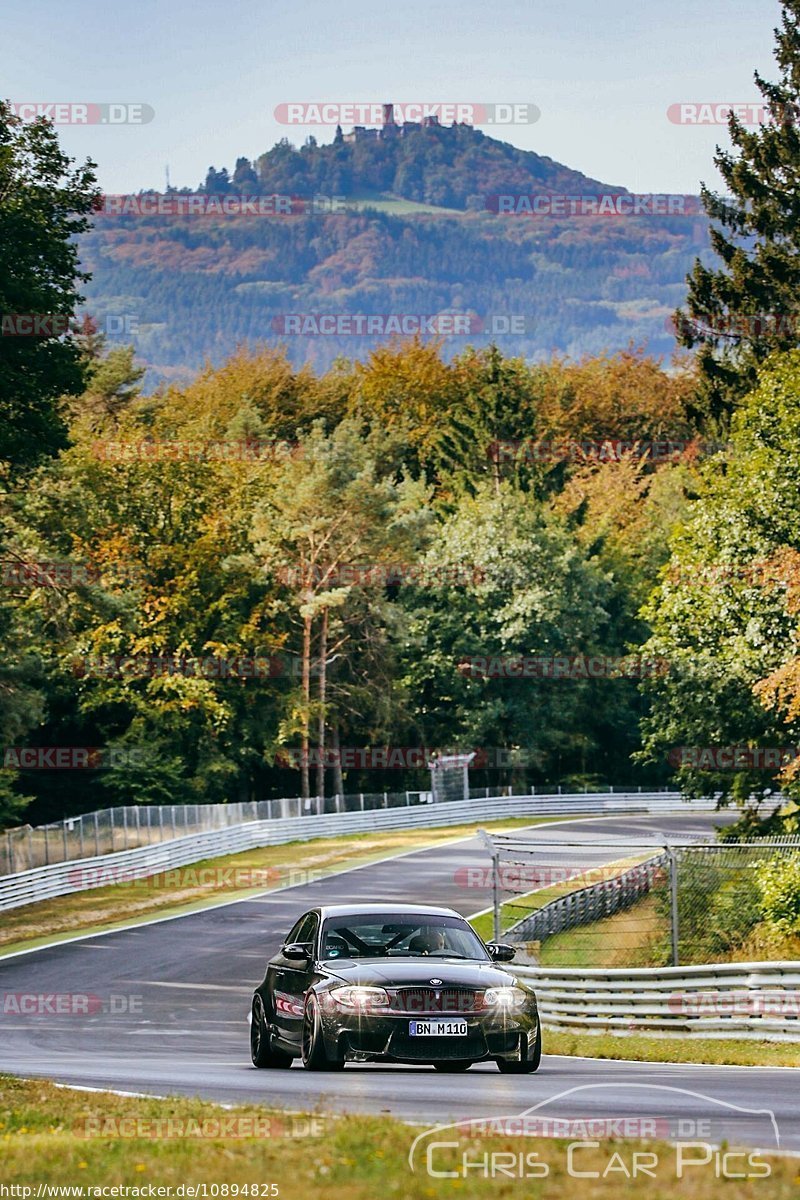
408;928;447;955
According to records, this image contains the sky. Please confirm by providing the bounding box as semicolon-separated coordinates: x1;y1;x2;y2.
1;0;785;195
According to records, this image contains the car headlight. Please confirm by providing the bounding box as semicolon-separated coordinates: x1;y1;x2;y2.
484;986;527;1008
329;985;390;1011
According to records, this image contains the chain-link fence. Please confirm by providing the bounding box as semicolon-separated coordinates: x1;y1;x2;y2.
0;792;426;875
479;830;800;968
1;783;674;876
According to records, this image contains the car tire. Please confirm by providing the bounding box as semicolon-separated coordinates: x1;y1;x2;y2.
251;996;292;1069
301;994;345;1071
433;1061;473;1072
496;1024;542;1074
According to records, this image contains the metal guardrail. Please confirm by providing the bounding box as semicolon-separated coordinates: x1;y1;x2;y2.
507;853;668;944
515;961;800;1041
1;785;675;875
0;791;709;912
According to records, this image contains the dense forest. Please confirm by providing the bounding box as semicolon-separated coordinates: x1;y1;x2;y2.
6;329;800;832
1;337;704;822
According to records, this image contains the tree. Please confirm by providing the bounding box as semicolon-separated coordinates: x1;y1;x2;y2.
66;338;144;431
676;2;800;427
0;102;99;472
752;547;800;814
639;350;800;812
397;483;620;786
552;453;697;617
203;166;230;193
349;337;459;477
0;570;41;826
4;345;311;819
438;345;545;496
252;419;430;798
232;157;258;192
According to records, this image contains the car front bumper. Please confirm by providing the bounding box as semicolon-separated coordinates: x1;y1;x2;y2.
319;1005;539;1063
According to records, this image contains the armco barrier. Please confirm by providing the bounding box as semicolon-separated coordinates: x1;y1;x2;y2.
515;961;800;1041
3;786;681;875
0;791;710;913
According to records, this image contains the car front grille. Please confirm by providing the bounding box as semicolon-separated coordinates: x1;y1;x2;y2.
392;987;485;1014
389;1029;487;1060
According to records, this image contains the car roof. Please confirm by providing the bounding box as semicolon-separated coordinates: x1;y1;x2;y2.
315;903;462;919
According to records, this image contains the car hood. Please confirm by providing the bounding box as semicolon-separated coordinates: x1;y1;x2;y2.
320;958;524;989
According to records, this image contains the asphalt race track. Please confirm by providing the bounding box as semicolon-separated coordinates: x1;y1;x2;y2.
0;812;796;1152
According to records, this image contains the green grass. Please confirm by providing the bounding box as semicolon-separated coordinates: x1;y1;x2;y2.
344;191;464;215
533;891;800;970
2;1076;797;1197
0;814;584;958
545;1028;800;1067
536;892;665;968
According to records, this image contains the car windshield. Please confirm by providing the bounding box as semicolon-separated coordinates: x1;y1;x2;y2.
319;913;490;961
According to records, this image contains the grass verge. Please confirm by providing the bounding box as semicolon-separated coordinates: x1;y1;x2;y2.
1;1076;797;1197
536;893;664;968
0;815;579;959
470;854;649;942
544;1028;800;1068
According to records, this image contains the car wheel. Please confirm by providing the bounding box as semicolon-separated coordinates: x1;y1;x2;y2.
251;996;292;1068
496;1024;542;1074
433;1061;473;1072
301;994;345;1071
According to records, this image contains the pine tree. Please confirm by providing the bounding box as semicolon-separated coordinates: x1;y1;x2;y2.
0;102;99;471
677;1;800;428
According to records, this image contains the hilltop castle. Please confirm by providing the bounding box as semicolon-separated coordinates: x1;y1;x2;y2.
340;103;458;144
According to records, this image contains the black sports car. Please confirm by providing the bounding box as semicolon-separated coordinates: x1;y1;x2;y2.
250;902;541;1072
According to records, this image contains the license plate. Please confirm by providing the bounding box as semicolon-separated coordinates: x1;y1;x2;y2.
409;1020;468;1037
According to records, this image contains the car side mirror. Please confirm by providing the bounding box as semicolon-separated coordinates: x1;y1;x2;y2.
283;941;312;961
487;942;516;962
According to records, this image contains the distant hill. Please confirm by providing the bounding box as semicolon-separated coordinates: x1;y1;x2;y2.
203;121;621;211
80;124;711;386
